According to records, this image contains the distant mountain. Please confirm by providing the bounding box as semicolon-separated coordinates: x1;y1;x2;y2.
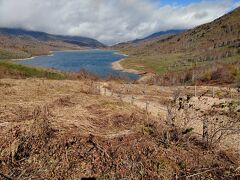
0;28;105;48
131;29;186;43
114;29;185;48
0;28;105;59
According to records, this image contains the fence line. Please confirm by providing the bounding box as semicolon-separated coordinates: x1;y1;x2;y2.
98;83;239;148
108;84;240;101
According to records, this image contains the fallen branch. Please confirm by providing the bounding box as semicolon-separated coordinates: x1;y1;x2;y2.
179;167;222;179
0;171;12;180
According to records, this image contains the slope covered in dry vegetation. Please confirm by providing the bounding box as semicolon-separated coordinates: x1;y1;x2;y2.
0;78;239;179
114;7;240;85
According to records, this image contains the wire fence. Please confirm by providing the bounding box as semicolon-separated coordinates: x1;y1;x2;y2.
99;82;240;148
107;83;240;101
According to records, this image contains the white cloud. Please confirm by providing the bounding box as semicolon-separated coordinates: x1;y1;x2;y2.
234;1;240;7
0;0;237;45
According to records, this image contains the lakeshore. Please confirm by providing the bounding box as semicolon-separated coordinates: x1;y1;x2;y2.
15;50;139;80
111;59;141;74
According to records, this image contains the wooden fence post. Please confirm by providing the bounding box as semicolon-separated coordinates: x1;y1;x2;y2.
238;88;240;102
154;78;157;85
203;117;209;145
131;96;135;105
145;101;149;112
98;85;100;94
119;94;122;102
122;85;125;94
164;106;173;146
194;85;197;97
127;83;131;93
166;106;173;126
104;88;107;96
192;69;195;83
157;110;161;118
144;84;147;95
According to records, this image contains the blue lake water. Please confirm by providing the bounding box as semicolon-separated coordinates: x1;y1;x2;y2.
16;50;139;80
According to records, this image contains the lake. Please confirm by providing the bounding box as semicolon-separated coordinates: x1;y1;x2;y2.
16;50;139;80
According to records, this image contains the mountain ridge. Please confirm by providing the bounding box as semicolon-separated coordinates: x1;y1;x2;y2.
0;27;105;48
0;27;105;59
115;29;186;46
131;29;186;43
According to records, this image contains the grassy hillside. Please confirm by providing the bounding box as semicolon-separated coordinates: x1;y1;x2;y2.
114;7;240;85
0;60;100;81
0;60;66;79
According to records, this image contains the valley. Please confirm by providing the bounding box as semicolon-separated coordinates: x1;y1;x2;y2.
0;4;239;180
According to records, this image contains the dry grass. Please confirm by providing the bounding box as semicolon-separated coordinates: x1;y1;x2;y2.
0;78;240;179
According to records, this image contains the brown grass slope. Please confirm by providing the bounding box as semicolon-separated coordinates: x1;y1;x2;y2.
122;7;239;57
114;7;240;85
0;79;239;179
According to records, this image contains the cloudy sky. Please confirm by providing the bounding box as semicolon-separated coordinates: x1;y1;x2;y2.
0;0;239;45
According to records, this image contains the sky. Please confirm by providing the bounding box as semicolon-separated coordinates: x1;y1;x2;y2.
0;0;239;45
